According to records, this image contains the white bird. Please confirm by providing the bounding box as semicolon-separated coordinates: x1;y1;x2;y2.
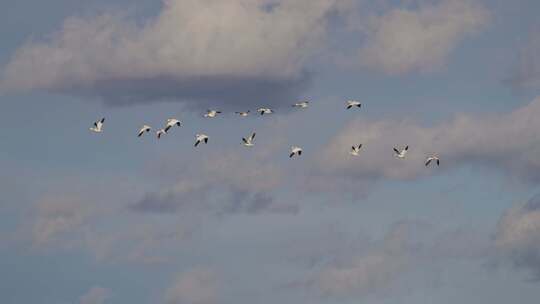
293;101;309;108
425;156;440;167
393;145;409;159
156;129;167;139
164;118;181;132
204;110;221;118
350;144;363;156
235;111;250;117
289;146;303;158
346;100;362;109
137;125;152;137
257;108;273;115
242;132;256;147
194;134;209;147
89;118;105;133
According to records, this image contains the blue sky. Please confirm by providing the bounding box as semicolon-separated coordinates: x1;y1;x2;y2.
2;0;540;303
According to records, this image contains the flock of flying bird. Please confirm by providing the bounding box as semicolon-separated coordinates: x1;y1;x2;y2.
89;100;440;166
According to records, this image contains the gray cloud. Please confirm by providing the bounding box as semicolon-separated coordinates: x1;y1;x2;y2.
495;195;540;280
130;148;298;215
357;0;489;74
314;96;540;190
0;0;345;109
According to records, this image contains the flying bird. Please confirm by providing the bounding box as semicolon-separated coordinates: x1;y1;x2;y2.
290;146;303;158
164;119;181;132
346;100;362;109
194;134;209;147
235;111;250;117
89;118;105;133
204;110;222;118
425;156;440;167
242;132;256;147
137;125;152;137
350;144;363;156
293;101;309;109
257;108;273;115
156;129;167;139
393;146;409;159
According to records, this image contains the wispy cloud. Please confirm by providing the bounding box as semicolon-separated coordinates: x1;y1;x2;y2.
357;0;489;74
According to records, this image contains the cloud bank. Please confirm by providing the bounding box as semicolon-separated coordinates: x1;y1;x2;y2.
0;0;490;108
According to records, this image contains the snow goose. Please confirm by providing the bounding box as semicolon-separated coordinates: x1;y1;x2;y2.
204;110;221;118
235;111;250;117
257;108;273;116
89;118;105;133
242;132;256;147
350;144;363;156
346;100;362;109
393;146;409;159
138;125;151;137
164;118;181;132
289;146;303;158
425;156;440;167
194;134;209;147
156;129;167;139
293;101;309;108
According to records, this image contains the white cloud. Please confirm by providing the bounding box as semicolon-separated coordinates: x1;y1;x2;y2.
0;0;347;107
79;286;111;304
358;0;489;74
165;268;219;304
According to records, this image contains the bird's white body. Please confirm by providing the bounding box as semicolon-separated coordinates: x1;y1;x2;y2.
346;100;362;109
293;101;309;108
235;111;250;117
425;156;440;166
394;146;409;158
242;133;256;147
290;146;303;158
195;134;209;147
257;108;273;115
156;129;167;139
138;125;152;137
204;110;221;118
350;144;363;156
165;119;181;132
90;118;105;133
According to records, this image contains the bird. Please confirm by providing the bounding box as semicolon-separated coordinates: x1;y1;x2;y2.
89;118;105;133
194;134;209;147
293;101;309;108
242;132;256;147
393;146;409;159
204;110;221;118
235;111;250;117
350;144;363;156
257;108;273;115
289;146;303;158
156;129;167;139
164;119;181;132
425;156;440;167
346;100;362;109
137;125;152;137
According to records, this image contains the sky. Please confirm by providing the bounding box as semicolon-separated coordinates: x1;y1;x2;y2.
2;0;540;303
